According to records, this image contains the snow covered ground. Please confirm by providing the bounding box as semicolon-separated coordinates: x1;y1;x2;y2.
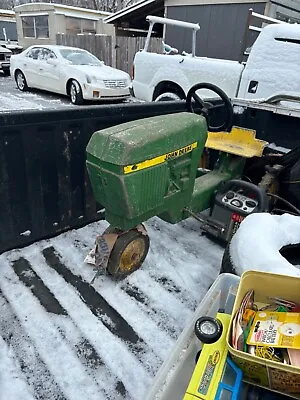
0;75;73;111
0;76;139;111
0;216;223;400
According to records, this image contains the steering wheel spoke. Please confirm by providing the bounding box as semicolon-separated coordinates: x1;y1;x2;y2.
186;83;233;132
192;92;206;109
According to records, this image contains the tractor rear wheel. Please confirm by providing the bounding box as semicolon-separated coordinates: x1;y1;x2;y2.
105;227;150;279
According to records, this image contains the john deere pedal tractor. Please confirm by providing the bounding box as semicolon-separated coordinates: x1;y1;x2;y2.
86;83;267;279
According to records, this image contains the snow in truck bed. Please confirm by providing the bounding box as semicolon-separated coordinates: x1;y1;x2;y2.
0;216;223;400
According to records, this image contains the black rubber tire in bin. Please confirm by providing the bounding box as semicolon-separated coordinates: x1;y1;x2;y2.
194;316;223;344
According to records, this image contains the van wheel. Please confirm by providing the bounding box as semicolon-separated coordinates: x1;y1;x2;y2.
155;91;183;101
15;70;28;91
69;80;84;105
194;316;223;344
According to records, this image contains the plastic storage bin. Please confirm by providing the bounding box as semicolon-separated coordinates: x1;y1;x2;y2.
145;273;240;400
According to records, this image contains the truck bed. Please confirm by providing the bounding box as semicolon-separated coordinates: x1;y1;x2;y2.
0;216;223;400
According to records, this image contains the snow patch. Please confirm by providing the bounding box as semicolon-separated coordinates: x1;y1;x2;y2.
230;213;300;277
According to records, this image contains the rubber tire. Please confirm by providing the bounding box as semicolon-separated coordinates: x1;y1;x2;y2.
195;349;202;364
220;241;300;276
194;316;223;344
2;68;10;76
15;70;28;91
155;92;183;102
220;244;237;275
69;80;84;105
105;228;150;280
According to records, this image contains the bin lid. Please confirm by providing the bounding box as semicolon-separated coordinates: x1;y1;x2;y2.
86;112;207;166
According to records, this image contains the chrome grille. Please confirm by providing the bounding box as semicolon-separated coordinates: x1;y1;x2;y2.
103;79;126;89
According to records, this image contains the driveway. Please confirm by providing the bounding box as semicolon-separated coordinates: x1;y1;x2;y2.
0;74;138;112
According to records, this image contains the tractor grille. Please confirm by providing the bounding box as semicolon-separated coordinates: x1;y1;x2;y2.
103;79;127;89
135;164;167;214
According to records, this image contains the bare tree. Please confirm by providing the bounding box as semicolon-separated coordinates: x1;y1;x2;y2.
97;0;137;13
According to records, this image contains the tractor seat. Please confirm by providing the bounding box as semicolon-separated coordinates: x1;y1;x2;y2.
205;126;268;158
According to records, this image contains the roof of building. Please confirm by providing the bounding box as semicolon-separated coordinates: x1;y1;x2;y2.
14;2;111;17
104;0;164;32
0;9;15;15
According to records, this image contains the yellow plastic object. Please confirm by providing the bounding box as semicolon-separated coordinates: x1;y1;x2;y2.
227;271;300;399
206;126;268;158
184;313;231;400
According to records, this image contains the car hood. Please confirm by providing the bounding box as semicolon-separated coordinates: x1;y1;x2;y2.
70;64;129;80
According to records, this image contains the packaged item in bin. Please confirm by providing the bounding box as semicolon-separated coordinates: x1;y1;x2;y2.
231;289;254;351
246;311;300;349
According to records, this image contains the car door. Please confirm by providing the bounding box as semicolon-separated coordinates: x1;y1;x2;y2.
37;48;61;93
21;47;41;87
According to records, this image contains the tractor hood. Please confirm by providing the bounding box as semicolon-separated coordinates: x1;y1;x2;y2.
86;112;208;230
86;112;207;166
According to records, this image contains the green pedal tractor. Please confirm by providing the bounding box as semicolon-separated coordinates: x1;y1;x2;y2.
86;83;268;280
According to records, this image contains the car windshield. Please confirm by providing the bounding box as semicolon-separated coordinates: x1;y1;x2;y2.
59;49;102;66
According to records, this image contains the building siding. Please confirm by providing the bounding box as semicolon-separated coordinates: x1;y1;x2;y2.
165;2;266;60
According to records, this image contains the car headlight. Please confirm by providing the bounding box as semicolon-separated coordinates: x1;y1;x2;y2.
86;75;97;84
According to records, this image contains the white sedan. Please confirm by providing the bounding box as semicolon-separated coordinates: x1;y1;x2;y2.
10;45;132;105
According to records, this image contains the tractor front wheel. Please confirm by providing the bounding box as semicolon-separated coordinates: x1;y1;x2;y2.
105;227;150;279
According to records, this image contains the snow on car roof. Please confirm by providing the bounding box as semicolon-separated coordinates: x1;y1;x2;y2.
28;45;91;52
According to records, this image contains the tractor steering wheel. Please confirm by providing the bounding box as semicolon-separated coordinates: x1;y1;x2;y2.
186;83;234;132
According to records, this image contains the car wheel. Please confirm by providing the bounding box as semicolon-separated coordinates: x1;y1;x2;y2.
194;316;223;344
15;70;28;91
69;80;84;105
154;91;183;101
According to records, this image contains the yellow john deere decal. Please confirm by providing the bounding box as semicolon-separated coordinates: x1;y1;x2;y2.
124;142;198;174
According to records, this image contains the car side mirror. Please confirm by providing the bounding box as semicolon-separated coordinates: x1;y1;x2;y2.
47;58;58;65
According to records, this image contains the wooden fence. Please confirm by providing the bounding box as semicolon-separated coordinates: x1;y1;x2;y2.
56;34;162;74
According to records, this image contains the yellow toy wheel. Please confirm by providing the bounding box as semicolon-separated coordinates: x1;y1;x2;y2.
106;228;149;279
